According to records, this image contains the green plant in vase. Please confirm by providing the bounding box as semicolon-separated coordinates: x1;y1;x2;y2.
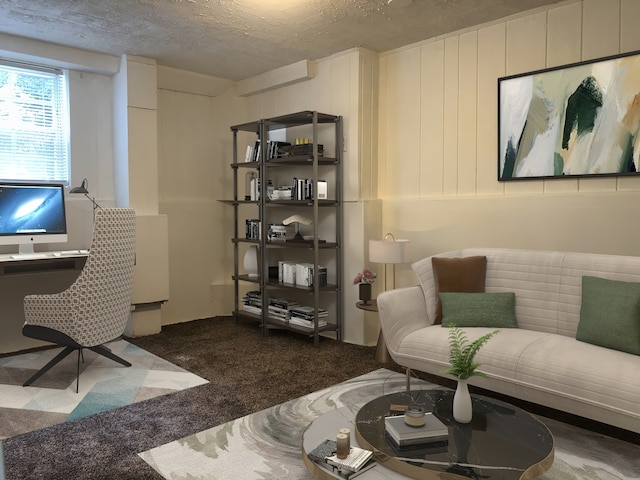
443;325;499;423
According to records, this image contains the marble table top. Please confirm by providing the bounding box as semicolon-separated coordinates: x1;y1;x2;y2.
303;389;554;479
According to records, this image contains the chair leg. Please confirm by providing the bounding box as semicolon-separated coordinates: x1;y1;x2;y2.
23;346;76;387
89;345;132;368
76;349;82;393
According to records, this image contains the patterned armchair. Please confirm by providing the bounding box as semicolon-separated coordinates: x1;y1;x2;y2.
22;208;136;392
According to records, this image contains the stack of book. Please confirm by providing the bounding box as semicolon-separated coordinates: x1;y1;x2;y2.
241;291;262;315
289;306;328;328
267;297;300;322
271;186;292;200
308;439;375;479
384;413;449;449
280;143;324;157
267;223;295;242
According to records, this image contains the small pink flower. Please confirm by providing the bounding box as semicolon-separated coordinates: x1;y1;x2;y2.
353;268;376;285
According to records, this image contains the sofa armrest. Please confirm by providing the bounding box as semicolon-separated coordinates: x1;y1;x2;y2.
377;286;431;356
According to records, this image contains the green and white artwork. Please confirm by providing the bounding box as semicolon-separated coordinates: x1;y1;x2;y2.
499;51;640;180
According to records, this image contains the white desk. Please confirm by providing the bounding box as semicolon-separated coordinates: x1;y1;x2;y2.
0;251;88;276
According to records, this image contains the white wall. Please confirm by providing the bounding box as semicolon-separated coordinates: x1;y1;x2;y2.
0;61;116;353
378;0;640;283
157;84;246;324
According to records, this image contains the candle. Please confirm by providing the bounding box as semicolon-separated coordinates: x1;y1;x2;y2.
336;433;350;459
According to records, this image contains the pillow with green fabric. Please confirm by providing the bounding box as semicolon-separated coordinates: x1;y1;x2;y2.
577;276;640;355
440;292;518;328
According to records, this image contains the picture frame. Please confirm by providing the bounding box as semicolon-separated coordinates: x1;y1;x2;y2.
498;50;640;181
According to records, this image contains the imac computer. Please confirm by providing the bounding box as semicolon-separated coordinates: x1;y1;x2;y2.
0;182;68;257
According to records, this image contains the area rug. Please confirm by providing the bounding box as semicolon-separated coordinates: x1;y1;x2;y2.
139;369;639;480
0;339;208;439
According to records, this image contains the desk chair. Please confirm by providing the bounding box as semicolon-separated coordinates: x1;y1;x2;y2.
22;208;136;392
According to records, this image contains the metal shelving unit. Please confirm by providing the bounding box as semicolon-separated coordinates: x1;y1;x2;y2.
222;111;343;345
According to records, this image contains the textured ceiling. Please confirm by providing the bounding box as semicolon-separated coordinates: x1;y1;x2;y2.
0;0;564;81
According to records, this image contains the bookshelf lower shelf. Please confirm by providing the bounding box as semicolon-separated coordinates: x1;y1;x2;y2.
234;310;337;334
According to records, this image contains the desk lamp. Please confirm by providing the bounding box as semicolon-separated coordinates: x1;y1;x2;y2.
70;178;101;221
369;233;411;291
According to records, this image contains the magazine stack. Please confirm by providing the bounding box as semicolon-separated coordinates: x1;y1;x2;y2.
289;306;328;329
267;297;300;322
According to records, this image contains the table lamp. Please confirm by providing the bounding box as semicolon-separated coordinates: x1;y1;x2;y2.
369;233;411;291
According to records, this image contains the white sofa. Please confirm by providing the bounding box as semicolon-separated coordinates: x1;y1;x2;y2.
377;248;640;434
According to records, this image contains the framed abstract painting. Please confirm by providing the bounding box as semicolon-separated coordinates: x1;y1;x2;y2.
498;50;640;181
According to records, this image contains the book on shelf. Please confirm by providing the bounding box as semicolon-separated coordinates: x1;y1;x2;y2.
242;298;262;308
384;413;449;447
280;143;324;157
267;297;300;321
269;297;300;309
271;187;292;200
266;140;291;160
241;305;262;316
252;140;261;162
290;305;328;318
295;263;328;287
278;260;297;284
244;144;253;162
287;177;329;201
267;223;295;242
245;219;261;239
289;317;328;328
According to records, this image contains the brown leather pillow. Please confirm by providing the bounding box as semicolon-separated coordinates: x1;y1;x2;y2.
431;256;487;324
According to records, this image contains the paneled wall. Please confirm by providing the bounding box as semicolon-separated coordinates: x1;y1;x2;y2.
157;50;381;345
378;0;640;276
234;49;381;345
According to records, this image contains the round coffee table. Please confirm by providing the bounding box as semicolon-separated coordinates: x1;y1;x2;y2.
355;390;554;480
302;389;554;480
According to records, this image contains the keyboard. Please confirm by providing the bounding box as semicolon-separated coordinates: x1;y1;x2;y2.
6;250;89;260
10;253;49;260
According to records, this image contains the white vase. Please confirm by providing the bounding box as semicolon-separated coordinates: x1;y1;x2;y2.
453;378;473;423
243;246;259;277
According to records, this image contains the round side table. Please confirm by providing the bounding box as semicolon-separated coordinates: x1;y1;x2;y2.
356;300;391;364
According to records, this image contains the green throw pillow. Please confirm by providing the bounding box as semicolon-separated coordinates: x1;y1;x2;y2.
577;276;640;355
439;292;517;328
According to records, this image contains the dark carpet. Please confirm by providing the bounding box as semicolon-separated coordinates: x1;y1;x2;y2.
3;316;638;479
3;317;389;479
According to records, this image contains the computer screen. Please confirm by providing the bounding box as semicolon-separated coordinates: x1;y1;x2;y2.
0;182;68;255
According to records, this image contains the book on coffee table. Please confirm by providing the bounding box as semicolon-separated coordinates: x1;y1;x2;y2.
308;439;375;479
384;413;449;447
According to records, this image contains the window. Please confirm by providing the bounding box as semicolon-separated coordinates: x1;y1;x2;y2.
0;60;69;185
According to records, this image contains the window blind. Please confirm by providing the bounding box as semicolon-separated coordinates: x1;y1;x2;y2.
0;61;70;185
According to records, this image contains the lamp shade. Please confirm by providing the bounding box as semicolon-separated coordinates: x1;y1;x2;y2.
369;238;411;264
70;178;89;194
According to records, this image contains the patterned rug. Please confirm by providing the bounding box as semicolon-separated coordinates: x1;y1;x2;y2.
0;339;208;440
139;369;639;480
